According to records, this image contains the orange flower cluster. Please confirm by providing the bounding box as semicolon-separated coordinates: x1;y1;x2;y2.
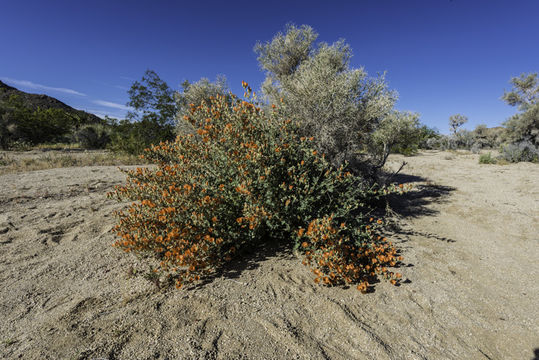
108;84;287;288
298;216;403;291
108;81;407;292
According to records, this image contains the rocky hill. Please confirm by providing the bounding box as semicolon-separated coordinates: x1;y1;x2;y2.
0;80;101;124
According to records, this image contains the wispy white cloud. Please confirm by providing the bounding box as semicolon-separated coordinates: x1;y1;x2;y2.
93;100;133;111
0;77;86;96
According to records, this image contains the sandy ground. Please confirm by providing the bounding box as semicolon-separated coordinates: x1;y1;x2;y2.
0;150;538;360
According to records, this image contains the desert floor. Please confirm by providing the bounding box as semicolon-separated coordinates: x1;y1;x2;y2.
1;150;538;360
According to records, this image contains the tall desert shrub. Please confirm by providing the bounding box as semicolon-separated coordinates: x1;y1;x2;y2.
109;84;405;290
254;24;403;171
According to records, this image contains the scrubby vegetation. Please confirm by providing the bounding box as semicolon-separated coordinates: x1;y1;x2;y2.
499;73;538;162
0;94;86;149
109;83;407;291
427;120;504;153
478;152;497;164
254;24;427;171
430;73;538;163
105;26;532;292
106;24;436;291
0;150;142;175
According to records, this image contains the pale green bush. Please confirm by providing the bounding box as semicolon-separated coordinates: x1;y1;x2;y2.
254;24;406;171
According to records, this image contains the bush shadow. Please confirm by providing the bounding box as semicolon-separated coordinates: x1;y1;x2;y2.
381;171;458;245
387;172;456;219
188;236;294;289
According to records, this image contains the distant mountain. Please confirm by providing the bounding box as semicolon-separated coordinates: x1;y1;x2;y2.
0;80;102;124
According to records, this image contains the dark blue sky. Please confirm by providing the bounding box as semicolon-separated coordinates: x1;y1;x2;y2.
1;0;537;133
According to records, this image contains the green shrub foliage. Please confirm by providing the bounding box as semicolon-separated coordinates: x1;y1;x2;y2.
370;111;422;158
73;123;111;149
499;140;539;163
478;152;497;164
109;84;405;290
501;73;538;152
0;94;80;148
108;117;175;155
106;71;177;154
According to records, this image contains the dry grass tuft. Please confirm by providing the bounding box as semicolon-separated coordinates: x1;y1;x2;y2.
0;150;145;175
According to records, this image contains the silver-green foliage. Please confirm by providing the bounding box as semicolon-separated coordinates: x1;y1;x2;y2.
175;76;230;134
478;152;497;164
370;111;421;160
254;24;400;169
499;140;539;163
472;124;502;149
501;73;538;147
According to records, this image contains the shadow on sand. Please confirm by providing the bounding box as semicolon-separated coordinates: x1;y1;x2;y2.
187;236;293;290
383;171;457;245
388;172;455;219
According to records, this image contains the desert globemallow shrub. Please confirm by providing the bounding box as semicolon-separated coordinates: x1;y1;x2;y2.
108;83;407;291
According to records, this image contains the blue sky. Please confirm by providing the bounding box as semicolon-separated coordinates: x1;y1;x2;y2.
1;0;537;133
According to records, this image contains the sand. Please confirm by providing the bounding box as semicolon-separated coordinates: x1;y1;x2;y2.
1;150;538;359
